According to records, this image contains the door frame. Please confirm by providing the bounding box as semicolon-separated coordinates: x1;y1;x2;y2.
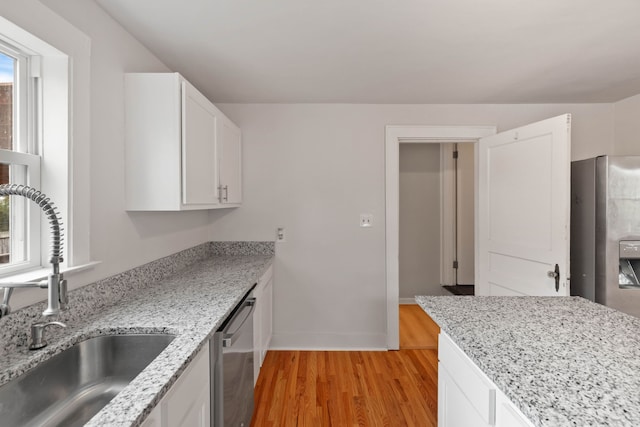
440;142;458;288
385;125;496;349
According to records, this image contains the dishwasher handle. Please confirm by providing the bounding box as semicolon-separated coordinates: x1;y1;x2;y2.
222;297;256;348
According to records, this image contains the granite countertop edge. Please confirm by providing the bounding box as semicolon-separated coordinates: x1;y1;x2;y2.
0;245;274;427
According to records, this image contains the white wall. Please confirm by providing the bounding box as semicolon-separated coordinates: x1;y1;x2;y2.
211;103;614;349
40;0;216;283
399;144;442;300
0;0;621;341
614;93;640;155
3;0;215;310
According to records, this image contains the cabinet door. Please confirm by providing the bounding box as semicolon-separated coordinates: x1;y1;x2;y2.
168;383;209;427
260;274;273;364
438;333;495;424
217;116;242;204
162;345;211;427
438;332;535;427
438;365;489;427
253;267;274;385
253;286;262;385
495;392;535;427
140;405;161;427
181;80;219;206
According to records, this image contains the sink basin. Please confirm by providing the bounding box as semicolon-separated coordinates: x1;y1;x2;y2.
0;333;175;427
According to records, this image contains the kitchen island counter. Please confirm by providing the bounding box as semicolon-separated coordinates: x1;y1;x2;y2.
417;296;640;427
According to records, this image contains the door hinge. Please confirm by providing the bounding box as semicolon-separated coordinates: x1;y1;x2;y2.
452;261;458;269
452;150;459;159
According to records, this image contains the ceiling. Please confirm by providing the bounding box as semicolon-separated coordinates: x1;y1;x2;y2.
96;0;640;104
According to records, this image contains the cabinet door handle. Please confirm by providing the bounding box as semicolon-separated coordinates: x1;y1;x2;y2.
223;185;228;202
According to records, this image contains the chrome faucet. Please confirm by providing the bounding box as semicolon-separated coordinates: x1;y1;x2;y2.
0;184;67;318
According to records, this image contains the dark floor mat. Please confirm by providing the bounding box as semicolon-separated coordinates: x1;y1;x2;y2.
442;285;475;296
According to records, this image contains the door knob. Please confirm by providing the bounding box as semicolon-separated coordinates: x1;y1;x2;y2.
548;264;560;292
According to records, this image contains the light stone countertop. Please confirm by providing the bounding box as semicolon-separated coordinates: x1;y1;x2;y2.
0;242;274;426
416;296;640;427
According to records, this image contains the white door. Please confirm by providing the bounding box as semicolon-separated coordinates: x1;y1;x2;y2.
477;114;571;296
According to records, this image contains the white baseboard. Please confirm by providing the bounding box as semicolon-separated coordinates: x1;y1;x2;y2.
269;332;387;351
399;298;418;304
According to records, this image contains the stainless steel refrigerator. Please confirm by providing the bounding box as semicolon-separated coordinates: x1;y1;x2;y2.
571;156;640;317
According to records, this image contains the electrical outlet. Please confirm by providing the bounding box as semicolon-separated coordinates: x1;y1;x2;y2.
276;227;286;242
360;214;373;228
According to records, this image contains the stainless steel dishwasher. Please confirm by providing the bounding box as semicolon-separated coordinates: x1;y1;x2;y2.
212;286;256;427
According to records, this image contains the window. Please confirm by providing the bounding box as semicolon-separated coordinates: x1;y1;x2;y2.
0;52;11;262
0;41;41;275
0;10;91;309
0;10;92;300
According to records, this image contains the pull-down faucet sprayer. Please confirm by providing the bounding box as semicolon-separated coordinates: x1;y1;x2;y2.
0;184;67;318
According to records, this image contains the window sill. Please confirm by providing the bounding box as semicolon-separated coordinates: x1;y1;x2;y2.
0;261;101;284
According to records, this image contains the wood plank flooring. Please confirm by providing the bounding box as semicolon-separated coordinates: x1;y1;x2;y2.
399;304;439;349
251;305;440;427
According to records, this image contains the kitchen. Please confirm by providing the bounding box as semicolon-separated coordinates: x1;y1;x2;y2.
1;0;640;426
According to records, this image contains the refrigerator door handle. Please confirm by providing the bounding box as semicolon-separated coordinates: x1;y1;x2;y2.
547;264;560;292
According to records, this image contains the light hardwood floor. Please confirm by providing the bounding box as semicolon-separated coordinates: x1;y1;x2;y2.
251;305;440;426
399;304;439;350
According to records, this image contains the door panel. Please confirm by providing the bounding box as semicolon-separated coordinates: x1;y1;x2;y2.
478;114;571;296
182;80;218;205
218;118;242;204
488;135;553;249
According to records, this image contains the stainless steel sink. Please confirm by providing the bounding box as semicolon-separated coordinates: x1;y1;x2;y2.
0;333;175;427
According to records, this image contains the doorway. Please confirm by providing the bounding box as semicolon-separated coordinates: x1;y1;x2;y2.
398;142;475;302
398;143;442;301
386;116;572;349
385;125;497;350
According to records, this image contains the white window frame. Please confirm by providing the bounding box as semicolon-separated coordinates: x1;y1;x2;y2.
0;150;41;274
0;40;42;275
0;12;93;291
0;5;93;311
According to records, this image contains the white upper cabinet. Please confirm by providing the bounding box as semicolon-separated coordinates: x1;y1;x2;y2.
181;80;219;206
125;72;241;211
217;114;242;205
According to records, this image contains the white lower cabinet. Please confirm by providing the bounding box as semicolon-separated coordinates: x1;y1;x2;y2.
495;392;534;427
259;269;273;364
140;405;161;427
140;345;210;427
438;332;533;427
253;265;274;385
439;366;489;427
